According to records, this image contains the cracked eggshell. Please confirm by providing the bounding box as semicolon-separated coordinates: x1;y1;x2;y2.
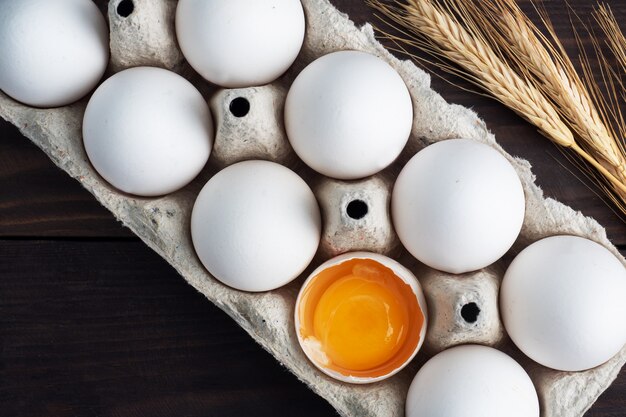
501;235;626;372
83;66;213;197
392;139;525;274
285;50;413;180
406;345;539;417
175;0;305;87
0;0;108;107
191;160;321;292
295;252;428;384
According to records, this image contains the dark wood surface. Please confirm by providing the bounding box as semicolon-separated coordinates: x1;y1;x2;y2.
1;1;624;416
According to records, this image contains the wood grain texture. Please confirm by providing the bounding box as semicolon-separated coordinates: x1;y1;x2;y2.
0;241;336;417
0;120;133;238
0;0;624;416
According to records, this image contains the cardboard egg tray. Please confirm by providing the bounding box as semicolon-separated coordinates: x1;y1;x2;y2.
1;0;624;415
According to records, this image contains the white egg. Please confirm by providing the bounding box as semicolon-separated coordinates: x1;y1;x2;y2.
406;345;539;417
191;160;321;292
175;0;305;88
83;67;213;197
392;139;525;274
0;0;108;107
501;235;626;371
285;51;413;180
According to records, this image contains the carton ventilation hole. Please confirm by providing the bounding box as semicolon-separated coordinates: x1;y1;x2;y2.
117;0;134;17
461;302;480;323
230;97;250;118
346;200;368;220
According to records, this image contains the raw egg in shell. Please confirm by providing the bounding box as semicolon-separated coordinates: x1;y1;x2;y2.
295;252;427;383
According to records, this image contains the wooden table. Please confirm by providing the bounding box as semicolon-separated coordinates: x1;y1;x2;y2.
1;1;624;416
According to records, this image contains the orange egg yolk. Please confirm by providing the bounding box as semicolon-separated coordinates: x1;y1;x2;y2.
297;258;424;378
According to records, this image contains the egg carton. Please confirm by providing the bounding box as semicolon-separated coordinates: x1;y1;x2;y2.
1;0;624;416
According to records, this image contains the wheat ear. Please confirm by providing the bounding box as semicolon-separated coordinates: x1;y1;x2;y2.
594;3;626;75
456;0;626;191
368;0;626;194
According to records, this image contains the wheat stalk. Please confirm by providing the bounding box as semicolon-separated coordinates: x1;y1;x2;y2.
594;3;626;75
589;4;626;145
368;0;626;205
367;0;573;143
454;0;626;195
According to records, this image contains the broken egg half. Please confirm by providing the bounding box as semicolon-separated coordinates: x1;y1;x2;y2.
295;252;427;383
